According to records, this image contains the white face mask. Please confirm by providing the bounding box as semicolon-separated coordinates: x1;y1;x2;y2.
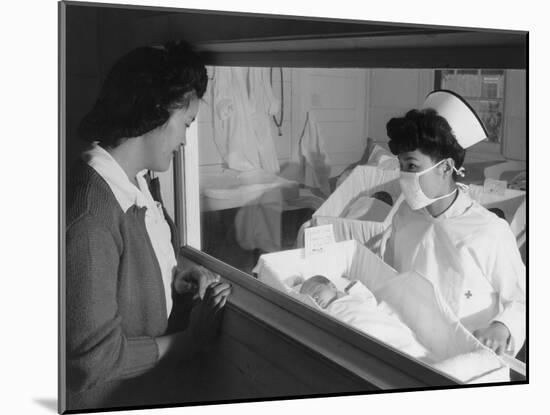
399;159;459;210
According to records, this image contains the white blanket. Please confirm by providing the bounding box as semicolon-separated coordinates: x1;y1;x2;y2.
467;184;526;224
255;240;512;384
325;283;430;359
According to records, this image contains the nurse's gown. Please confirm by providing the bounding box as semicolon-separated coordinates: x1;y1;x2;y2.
382;188;526;354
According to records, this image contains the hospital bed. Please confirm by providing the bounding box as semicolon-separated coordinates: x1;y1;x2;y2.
297;164;402;251
200;169;323;269
199;169;300;212
484;160;527;189
334;140;399;189
297;163;526;252
467;183;527;248
256;240;524;384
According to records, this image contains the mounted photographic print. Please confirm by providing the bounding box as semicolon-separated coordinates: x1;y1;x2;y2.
59;1;528;413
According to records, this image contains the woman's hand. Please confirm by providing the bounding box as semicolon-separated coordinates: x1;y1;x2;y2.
187;281;232;352
173;265;221;300
473;321;511;355
155;280;232;361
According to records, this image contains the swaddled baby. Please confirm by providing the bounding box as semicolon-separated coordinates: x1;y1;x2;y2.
299;275;429;358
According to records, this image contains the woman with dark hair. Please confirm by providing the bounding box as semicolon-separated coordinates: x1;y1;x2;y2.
382;91;525;372
66;42;231;410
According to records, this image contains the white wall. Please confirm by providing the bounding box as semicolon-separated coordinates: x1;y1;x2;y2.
196;67;293;173
290;68;369;177
367;68;435;147
195;67;525;180
196;67;370;178
502;70;527;161
367;69;527;165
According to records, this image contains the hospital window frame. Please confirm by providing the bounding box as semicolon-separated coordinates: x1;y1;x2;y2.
434;68;506;155
171;121;460;390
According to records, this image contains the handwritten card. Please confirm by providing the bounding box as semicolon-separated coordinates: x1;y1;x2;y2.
483;178;507;196
304;224;336;257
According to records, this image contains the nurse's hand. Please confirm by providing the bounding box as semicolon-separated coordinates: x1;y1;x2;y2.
173;265;221;300
473;321;511;355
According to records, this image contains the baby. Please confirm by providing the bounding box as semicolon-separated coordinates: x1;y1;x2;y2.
299;275;429;358
299;275;345;308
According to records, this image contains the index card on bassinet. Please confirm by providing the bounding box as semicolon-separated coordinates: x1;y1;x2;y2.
483;178;507;196
304;224;336;257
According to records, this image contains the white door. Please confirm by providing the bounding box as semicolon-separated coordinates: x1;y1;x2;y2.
291;68;369;177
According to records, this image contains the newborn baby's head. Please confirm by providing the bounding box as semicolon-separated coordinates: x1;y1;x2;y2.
300;275;339;308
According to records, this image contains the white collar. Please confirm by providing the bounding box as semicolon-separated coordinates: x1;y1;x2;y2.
84;143;152;212
420;185;474;220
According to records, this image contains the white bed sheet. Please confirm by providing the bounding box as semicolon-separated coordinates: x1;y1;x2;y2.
296;166;402;250
467;184;526;225
255;240;512;384
316;165;401;218
200;170;299;211
297;166;526;252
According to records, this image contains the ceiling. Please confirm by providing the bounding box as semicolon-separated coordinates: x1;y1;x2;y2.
66;2;528;68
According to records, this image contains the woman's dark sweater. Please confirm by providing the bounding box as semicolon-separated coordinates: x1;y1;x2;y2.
65;162;185;410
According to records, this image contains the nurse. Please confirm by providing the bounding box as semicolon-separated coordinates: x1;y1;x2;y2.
382;90;525;359
66;42;232;410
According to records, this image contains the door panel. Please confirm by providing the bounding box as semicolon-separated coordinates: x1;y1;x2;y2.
291;68;368;176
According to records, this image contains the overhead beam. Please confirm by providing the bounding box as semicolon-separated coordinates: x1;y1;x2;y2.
200;46;526;69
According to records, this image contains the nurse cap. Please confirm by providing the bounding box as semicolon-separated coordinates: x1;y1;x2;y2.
422;90;488;149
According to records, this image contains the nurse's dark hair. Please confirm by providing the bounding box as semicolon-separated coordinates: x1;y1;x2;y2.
386;109;466;179
78;41;207;147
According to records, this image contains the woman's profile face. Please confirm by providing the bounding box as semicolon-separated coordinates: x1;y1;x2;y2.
142;96;200;172
398;149;448;199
